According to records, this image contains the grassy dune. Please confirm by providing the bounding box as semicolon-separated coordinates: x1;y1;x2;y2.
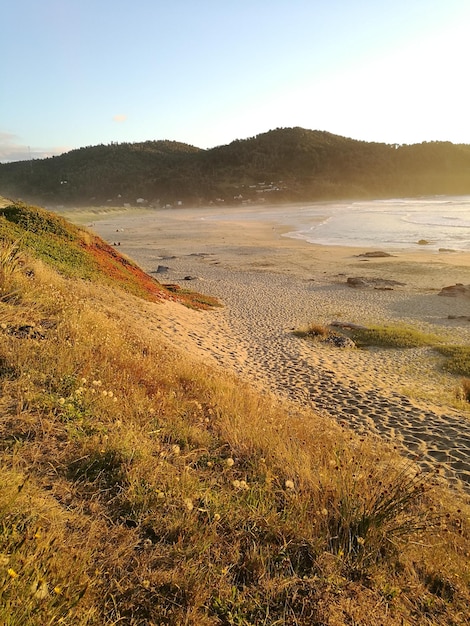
1;201;469;625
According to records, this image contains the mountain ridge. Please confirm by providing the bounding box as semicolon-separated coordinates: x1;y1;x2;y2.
1;127;470;207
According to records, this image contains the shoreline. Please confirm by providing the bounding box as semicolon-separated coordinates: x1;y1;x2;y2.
65;204;470;493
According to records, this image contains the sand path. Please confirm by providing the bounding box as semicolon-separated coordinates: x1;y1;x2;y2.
81;206;470;492
134;253;470;493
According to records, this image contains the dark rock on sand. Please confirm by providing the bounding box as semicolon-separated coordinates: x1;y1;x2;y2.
357;251;394;258
330;321;369;331
438;283;470;297
322;334;356;348
347;277;406;289
347;277;368;287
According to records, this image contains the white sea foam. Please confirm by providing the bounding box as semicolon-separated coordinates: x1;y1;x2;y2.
281;195;470;250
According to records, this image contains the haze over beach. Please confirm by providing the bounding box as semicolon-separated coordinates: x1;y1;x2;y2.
1;0;470;162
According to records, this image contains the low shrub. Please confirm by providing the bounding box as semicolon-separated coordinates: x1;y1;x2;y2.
293;323;330;339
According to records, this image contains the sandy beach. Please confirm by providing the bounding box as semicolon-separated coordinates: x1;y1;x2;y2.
69;204;470;492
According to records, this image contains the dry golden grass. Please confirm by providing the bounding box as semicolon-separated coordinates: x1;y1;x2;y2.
1;235;470;625
292;322;331;339
459;378;470;404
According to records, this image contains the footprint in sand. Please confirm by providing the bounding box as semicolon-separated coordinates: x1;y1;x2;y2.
139;253;470;493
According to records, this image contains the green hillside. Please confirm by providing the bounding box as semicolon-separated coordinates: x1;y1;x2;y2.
0;200;218;310
1;128;470;207
0;200;469;625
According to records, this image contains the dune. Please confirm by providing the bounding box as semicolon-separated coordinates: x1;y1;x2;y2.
80;204;470;491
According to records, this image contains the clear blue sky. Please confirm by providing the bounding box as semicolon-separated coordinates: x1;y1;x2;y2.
1;0;469;162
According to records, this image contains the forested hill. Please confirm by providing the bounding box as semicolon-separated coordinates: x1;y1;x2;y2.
1;127;470;207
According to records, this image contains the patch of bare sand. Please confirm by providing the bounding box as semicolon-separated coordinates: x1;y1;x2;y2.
75;204;470;493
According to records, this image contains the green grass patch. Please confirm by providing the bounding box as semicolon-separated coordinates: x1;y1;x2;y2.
162;284;221;310
435;345;470;377
1;202;76;239
0;202;220;309
0;202;98;280
347;324;441;349
294;322;441;349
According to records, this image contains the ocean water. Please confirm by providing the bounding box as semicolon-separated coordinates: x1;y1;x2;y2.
281;196;470;251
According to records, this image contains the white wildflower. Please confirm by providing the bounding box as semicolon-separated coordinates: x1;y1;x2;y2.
31;579;49;600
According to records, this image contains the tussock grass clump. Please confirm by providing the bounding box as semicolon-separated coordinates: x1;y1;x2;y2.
0;239;24;299
459;378;470;403
293;322;330;339
324;452;438;570
1;214;470;624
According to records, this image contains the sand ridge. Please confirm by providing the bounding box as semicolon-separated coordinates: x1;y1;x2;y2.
84;205;470;493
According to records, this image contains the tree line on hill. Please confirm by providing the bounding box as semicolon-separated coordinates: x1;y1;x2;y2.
1;127;470;207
